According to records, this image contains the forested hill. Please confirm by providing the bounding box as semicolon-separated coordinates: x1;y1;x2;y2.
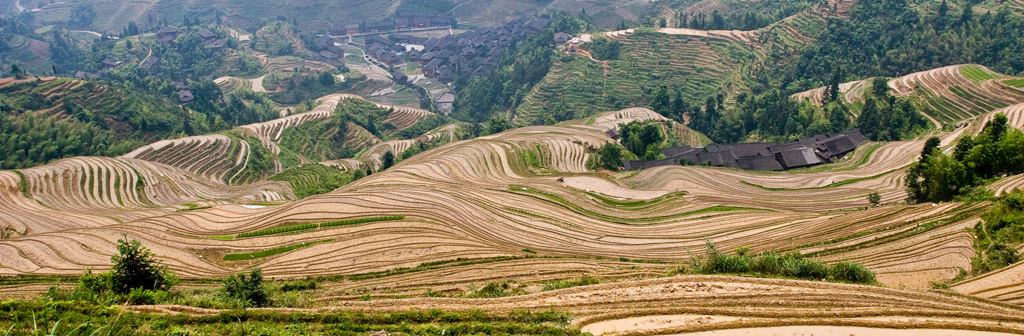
0;76;278;169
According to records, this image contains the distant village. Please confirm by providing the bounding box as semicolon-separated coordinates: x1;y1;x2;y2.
621;131;869;171
349;16;552;86
67;12;569;110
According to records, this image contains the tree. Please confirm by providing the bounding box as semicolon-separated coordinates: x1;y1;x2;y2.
381;151;395;170
69;3;97;28
650;86;671;116
127;21;140;36
485;115;512;135
867;192;881;206
318;72;335;86
110;235;175;293
10;64;24;79
598;143;623;170
921;136;942;159
222;268;269;307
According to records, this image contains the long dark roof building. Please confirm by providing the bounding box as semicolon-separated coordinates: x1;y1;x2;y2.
623;130;868;171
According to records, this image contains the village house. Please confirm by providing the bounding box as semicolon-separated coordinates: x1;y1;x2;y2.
554;32;571;44
177;89;194;103
623;131;869;171
435;92;455;113
156;26;179;43
198;29;216;43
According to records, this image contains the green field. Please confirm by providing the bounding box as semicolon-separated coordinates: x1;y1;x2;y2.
960;65;1003;82
223;239;334;260
1004;78;1024;88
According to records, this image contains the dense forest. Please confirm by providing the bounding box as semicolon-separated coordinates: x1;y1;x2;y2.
453;13;590;123
907;114;1024;203
767;0;1024;92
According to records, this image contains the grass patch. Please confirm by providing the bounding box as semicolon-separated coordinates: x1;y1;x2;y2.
246;202;284;206
235;215;405;238
177;203;212;212
12;170;29;197
207;235;235;241
741;168;903;191
682;241;877;285
542;276;601;291
508;185;761;224
1003;78;1024;88
959;65;1002;83
583;190;687;208
223;239;333;261
0;300;580;335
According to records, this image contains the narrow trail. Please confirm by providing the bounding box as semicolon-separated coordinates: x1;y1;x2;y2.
571;49;610;76
137;45;152;67
13;0;24;13
447;0;479;13
70;30;118;39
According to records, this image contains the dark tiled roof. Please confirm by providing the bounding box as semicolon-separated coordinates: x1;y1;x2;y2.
736;156;784;171
697;150;738;167
776;147;822;169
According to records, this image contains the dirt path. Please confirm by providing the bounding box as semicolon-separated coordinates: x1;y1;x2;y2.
448;0;479;13
137;46;152;67
250;75;267;93
13;0;24;13
571;49;609;76
70;30;118;40
227;28;251;42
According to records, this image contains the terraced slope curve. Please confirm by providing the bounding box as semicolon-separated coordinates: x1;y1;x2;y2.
132;276;1024;335
0;156;292;237
0;108;982;292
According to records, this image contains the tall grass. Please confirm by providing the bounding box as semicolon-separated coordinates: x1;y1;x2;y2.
685;241;877;284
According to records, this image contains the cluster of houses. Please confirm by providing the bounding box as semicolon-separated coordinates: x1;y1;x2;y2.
74;26;229;79
156;26;226;49
330;12;457;36
310;35;345;65
407;17;550;83
621;130;869;171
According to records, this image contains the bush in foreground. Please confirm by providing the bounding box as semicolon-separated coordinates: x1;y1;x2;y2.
685;241;877;284
223;268;269;307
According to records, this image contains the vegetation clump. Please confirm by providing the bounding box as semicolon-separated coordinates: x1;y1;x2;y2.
222;268;269;307
906;114;1024;203
66;236;177;304
972;191;1024;275
683;241;877;285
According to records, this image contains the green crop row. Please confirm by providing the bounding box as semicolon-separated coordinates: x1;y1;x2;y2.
235;215;405;238
223;239;334;261
959;65;1002;82
1003;78;1024;88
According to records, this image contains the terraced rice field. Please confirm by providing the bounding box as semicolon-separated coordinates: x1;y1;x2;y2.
796;64;1024;127
792;79;871;106
0;107;984;288
381;105;435;130
888;64;1024;125
4;101;1024;334
517;31;757;123
130;276;1024;335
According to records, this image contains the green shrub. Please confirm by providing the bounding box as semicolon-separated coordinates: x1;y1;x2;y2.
110;235;176;294
690;241;876;284
280;279;317;292
223;268;269;307
542;276;601;291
